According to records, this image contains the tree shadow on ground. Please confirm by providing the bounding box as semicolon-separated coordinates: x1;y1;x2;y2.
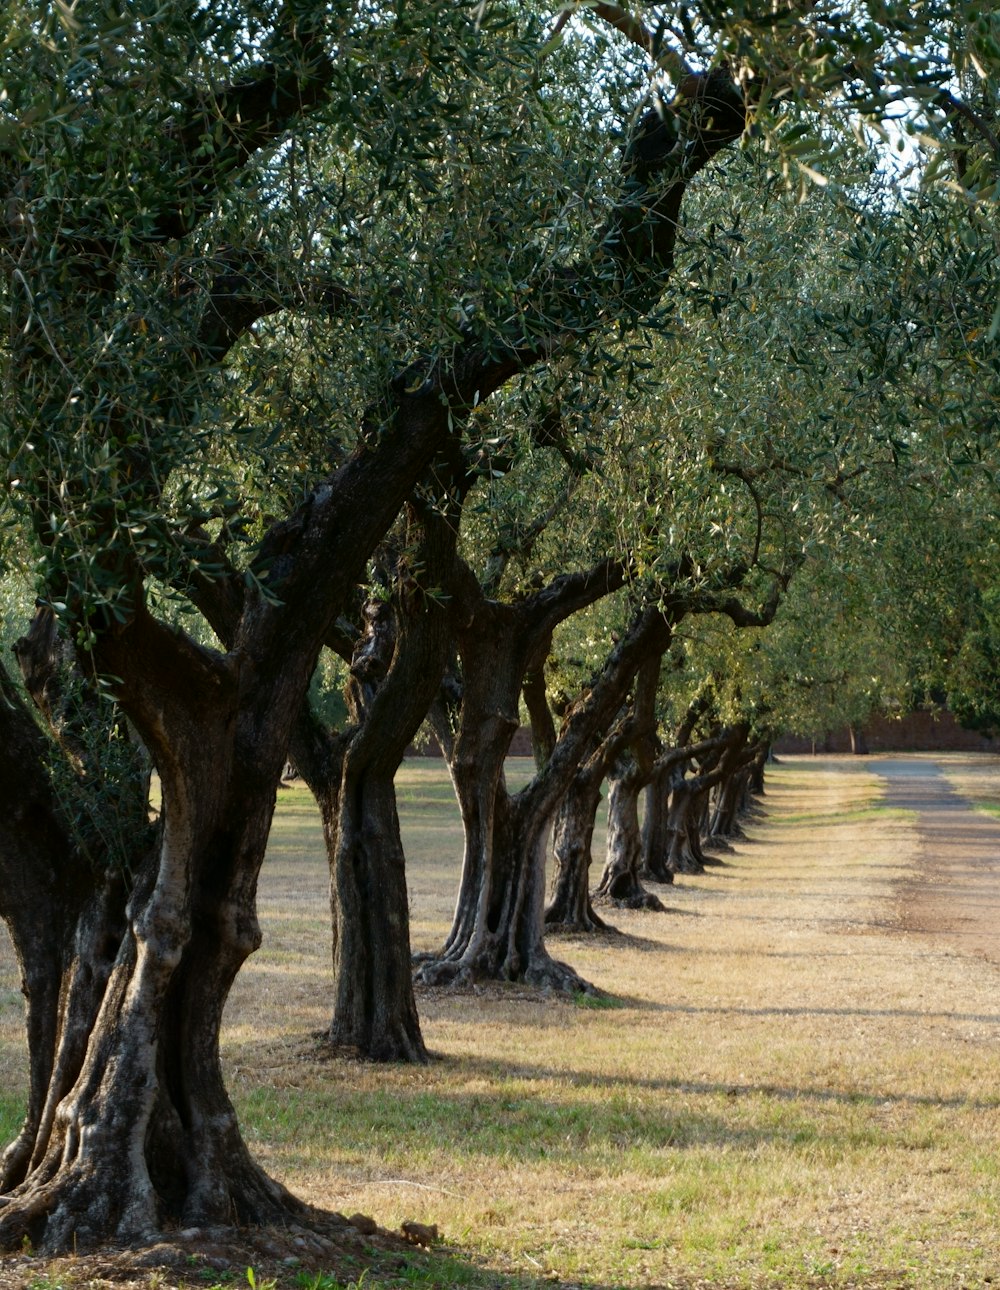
0;1224;642;1290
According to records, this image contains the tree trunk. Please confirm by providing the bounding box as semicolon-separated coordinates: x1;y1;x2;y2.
545;758;608;932
591;656;665;909
0;607;322;1252
293;501;458;1062
665;779;707;874
418;583;672;991
329;762;427;1060
414;623;586;986
0;796;312;1251
703;725;752;843
749;746;768;795
594;762;665;907
639;762;677;884
0;642;142;1199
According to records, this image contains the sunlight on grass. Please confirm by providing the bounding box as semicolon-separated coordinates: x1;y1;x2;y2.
4;754;1000;1288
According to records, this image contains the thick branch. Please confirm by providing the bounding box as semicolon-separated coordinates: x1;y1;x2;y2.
149;11;338;243
190;247;356;363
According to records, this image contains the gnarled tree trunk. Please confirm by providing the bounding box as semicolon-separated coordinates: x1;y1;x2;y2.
594;757;665;908
420;598;678;989
0;605;323;1251
546;702;654;932
413;590;579;987
323;502;458;1061
545;751;609;932
592;656;664;909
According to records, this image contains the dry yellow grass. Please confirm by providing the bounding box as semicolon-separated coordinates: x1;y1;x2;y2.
2;754;1000;1288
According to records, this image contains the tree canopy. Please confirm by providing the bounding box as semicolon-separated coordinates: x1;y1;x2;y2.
1;0;999;1257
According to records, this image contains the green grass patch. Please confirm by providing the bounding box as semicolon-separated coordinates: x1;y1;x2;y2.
571;991;624;1010
0;1092;24;1144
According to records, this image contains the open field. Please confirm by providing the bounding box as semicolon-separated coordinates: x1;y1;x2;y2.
2;754;1000;1288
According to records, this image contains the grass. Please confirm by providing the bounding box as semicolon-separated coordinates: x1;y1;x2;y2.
3;754;1000;1288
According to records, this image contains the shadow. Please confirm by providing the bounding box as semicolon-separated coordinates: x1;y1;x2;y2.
547;926;694;953
447;1051;1000;1113
224;1042;1000;1189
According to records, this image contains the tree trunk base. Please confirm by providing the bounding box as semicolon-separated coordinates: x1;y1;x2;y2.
638;860;675;885
0;1212;419;1280
543;910;610;933
321;1028;429;1065
413;945;596;995
593;886;666;912
0;1144;312;1255
544;893;609;934
710;824;746;844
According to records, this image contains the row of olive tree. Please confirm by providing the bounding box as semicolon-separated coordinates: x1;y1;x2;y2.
1;0;997;1256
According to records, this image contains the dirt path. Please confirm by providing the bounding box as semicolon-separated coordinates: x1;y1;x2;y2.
871;756;1000;966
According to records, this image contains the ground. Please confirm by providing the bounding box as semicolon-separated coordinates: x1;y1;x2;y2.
2;753;1000;1290
0;1217;434;1290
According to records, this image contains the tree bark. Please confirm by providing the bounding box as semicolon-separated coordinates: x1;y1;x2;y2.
706;725;754;843
545;741;609;932
323;503;458;1061
665;777;707;874
592;656;665;908
594;758;666;909
0;604;323;1250
639;762;675;883
640;697;715;881
419;594;677;989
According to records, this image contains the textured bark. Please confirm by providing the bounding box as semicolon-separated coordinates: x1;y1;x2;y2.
594;761;665;909
419;595;677;989
640;696;714;881
323;503;458;1061
545;745;609;932
0;660;92;1193
749;746;768;795
0;864;311;1250
0;602;332;1251
0;632;148;1200
639;763;672;883
417;578;606;986
592;656;664;909
706;725;754;843
413;589;561;987
329;766;427;1060
548;692;666;930
664;778;707;874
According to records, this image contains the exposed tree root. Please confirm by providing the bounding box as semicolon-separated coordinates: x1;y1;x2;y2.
544;910;610;933
593;887;666;912
0;1213;427;1290
413;946;596;995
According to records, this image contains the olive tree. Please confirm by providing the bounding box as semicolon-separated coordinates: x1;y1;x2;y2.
0;0;749;1248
